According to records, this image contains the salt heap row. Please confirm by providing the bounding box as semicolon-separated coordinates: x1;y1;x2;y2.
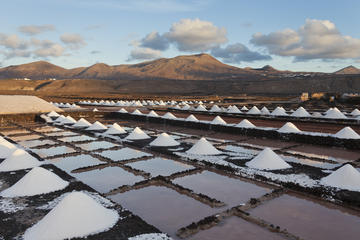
79;99;183;107
52;102;80;109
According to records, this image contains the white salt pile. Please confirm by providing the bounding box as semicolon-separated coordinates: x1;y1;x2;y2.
235;119;256;128
86;121;108;131
61;116;77;125
125;127;151;140
73;118;91;128
23;191;119;240
210;116;227;125
320;164;360;191
351;108;360;116
323;108;347;119
0;95;62;114
118;108;128;113
185;114;199;122
334;127;360;139
0;138;17;158
312;112;323;118
0;167;69;197
182;104;191;110
241;106;248;111
209;105;221;112
271;107;288;116
104;123;126;135
186;137;221;155
162;112;177;119
278;122;301;133
260;106;270;115
147;110;159;117
132;109;143;115
128;233;172;240
47;111;60;118
246;148;291;170
227;105;242;114
247;106;261;115
291;107;311;117
195;105;207;112
149;133;180;147
54;115;67;123
0;149;41;172
93;108;99;112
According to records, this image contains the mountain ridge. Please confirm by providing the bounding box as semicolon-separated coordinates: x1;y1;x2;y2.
334;65;360;75
0;53;322;81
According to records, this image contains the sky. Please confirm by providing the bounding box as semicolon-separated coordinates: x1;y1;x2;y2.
0;0;360;72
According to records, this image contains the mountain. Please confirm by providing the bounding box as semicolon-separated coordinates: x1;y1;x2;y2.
334;66;360;75
0;54;359;95
0;54;279;81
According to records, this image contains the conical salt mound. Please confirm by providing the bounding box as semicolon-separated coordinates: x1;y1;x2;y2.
61;116;77;125
291;107;311;117
209;105;221;112
312;112;322;118
182;104;191;110
23;191;119;240
149;133;180;147
323;108;347;119
73;118;91;128
93;108;99;112
351;108;360;116
195;105;207;112
260;106;270;115
118;108;128;113
54;115;66;123
147;110;159;117
211;116;227;125
236;119;256;128
132;109;143;115
320;164;360;191
278;122;301;133
0;149;41;172
47;111;60;117
186;137;221;155
241;106;248;111
247;106;261;115
162;112;177;119
271;107;288;116
185;114;199;122
246;148;291;170
227;105;242;114
334;127;360;139
125;127;151;140
0;139;17;158
86;121;108;131
104;123;126;135
0;167;69;197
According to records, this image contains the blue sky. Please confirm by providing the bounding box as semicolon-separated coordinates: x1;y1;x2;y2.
0;0;359;72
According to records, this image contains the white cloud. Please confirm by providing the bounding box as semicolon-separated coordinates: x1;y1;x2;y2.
211;43;271;63
251;19;360;60
18;24;55;35
0;34;28;49
140;31;169;51
31;38;65;58
128;47;162;61
0;33;66;60
164;18;227;52
34;43;64;57
60;33;86;49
